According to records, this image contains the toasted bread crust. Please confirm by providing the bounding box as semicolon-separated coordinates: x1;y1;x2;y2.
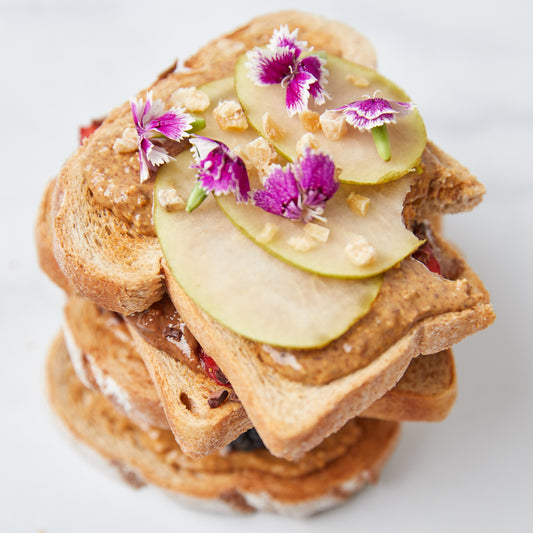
63;295;169;429
47;331;400;517
361;350;457;421
35;178;73;293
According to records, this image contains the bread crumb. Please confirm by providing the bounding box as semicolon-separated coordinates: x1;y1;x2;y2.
299;109;321;132
346;73;370;88
345;235;376;266
113;127;138;154
262;112;285;140
342;343;353;353
287;234;319;252
170;87;210;112
346;192;370;216
304;222;330;243
296;132;320;157
257;222;279;244
213;100;248;131
320;110;346;140
157;188;186;212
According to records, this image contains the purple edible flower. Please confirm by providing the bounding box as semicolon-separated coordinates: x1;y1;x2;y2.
130;91;193;182
336;96;415;161
254;149;338;223
337;96;414;131
246;26;329;117
186;137;251;212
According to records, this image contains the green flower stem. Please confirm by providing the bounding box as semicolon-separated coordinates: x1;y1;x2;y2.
188;116;206;133
371;124;391;161
151;117;205;140
186;182;208;212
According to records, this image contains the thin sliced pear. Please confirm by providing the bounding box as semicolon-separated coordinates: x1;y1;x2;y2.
154;152;382;349
235;53;426;184
218;175;421;279
196;77;421;279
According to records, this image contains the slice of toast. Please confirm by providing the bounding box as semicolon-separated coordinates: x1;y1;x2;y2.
163;229;493;459
63;294;251;455
46;331;400;517
64;293;456;456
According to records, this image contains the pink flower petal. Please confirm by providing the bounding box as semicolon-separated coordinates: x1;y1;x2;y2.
253;165;302;220
268;25;307;55
337;97;415;131
246;27;329;116
285;70;315;116
254;149;337;222
190;137;250;202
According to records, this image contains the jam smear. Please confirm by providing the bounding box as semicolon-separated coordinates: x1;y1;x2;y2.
79;118;105;145
199;350;232;388
412;223;441;275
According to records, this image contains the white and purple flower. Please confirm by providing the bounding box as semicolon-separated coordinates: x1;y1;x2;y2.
130;91;194;182
337;97;414;131
254;149;338;223
246;26;329;117
186;136;251;212
336;96;415;161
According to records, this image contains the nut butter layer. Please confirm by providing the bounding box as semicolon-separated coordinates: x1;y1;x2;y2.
259;238;486;386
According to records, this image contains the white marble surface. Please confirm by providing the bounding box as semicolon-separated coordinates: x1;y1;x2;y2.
1;0;532;531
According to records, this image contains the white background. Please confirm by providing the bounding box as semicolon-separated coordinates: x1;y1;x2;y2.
1;0;532;531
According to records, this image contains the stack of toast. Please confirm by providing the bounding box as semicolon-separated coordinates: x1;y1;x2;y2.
36;11;495;516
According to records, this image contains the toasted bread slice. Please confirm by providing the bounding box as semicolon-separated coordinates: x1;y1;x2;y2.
361;350;457;422
164;230;493;459
64;294;251;455
51;11;486;316
46;331;400;517
63;294;455;455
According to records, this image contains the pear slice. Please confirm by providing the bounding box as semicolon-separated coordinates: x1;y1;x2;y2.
235;53;427;184
154;152;382;349
194;78;421;279
218;175;421;279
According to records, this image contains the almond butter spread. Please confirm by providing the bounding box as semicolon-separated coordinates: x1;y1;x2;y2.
257;235;487;386
126;295;205;375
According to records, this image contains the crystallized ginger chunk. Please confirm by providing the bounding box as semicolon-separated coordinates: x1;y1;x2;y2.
243;137;277;173
346;192;370;216
257;222;280;244
299;109;321;132
213;100;248;131
304;222;330;243
157;188;186;212
113;127;138;154
296;133;320;157
170;87;210;112
320;110;347;140
346;74;370;88
262;112;286;140
345;235;376;266
287;235;319;252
